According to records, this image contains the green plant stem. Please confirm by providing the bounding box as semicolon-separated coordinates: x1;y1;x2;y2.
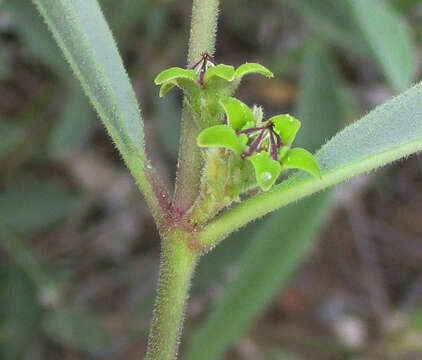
145;231;199;360
174;0;219;212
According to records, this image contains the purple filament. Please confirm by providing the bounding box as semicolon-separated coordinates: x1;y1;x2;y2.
242;129;265;158
237;126;265;135
269;130;278;160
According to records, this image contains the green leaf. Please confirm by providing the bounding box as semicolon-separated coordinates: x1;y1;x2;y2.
277;145;290;162
271;114;301;146
295;41;348;152
108;0;149;47
3;0;72;84
0;41;11;80
42;307;108;354
409;307;422;331
199;80;422;247
185;192;332;360
154;67;197;85
5;265;41;359
220;97;254;131
1;230;56;291
392;0;422;12
282;148;320;178
281;0;367;54
235;63;274;79
204;64;235;83
197;125;246;155
32;0;163;219
350;0;416;92
0;181;77;234
47;90;95;159
159;82;176;97
0;119;25;159
247;152;282;191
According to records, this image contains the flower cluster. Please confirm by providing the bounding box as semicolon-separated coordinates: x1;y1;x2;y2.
154;53;274;129
197;97;320;190
155;54;320;192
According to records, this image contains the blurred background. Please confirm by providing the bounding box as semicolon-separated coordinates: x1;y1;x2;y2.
1;0;422;359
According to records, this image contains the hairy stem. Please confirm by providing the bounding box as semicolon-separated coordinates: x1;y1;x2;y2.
146;231;199;360
174;0;220;212
187;0;219;67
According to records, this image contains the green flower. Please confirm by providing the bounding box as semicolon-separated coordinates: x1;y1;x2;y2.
155;55;273;95
154;54;274;129
197;98;320;191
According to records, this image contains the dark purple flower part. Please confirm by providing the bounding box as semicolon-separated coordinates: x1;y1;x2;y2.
237;120;283;160
192;52;217;85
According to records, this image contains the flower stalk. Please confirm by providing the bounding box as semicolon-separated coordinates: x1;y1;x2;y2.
145;230;199;360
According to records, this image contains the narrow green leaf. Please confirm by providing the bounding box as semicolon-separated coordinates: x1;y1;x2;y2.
235;63;274;79
295;41;348;152
4;0;71;83
42;307;108;354
350;0;416;92
5;265;40;359
0;182;77;234
281;0;367;54
108;0;149;46
1;231;57;292
200;80;422;246
48;91;95;159
32;0;163;221
220;97;254;131
197;125;246;155
0;119;25;159
154;67;197;85
185;192;331;360
247;152;282;191
204;64;235;83
271;114;301;146
392;0;422;12
0;41;11;80
282;148;320;178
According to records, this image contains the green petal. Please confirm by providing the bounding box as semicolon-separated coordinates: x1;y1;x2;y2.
271;114;301;146
159;82;176;97
220;97;255;131
247;151;282;191
197;125;246;155
235;63;274;79
282;148;321;178
154;67;197;85
204;64;235;83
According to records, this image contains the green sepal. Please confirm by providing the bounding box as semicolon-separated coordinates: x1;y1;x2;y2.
247;151;282;191
159;82;176;97
220;97;254;131
197;125;247;155
154;67;197;85
235;63;274;79
271;114;301;146
282;148;321;178
204;64;235;83
277;145;290;162
241;121;255;131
